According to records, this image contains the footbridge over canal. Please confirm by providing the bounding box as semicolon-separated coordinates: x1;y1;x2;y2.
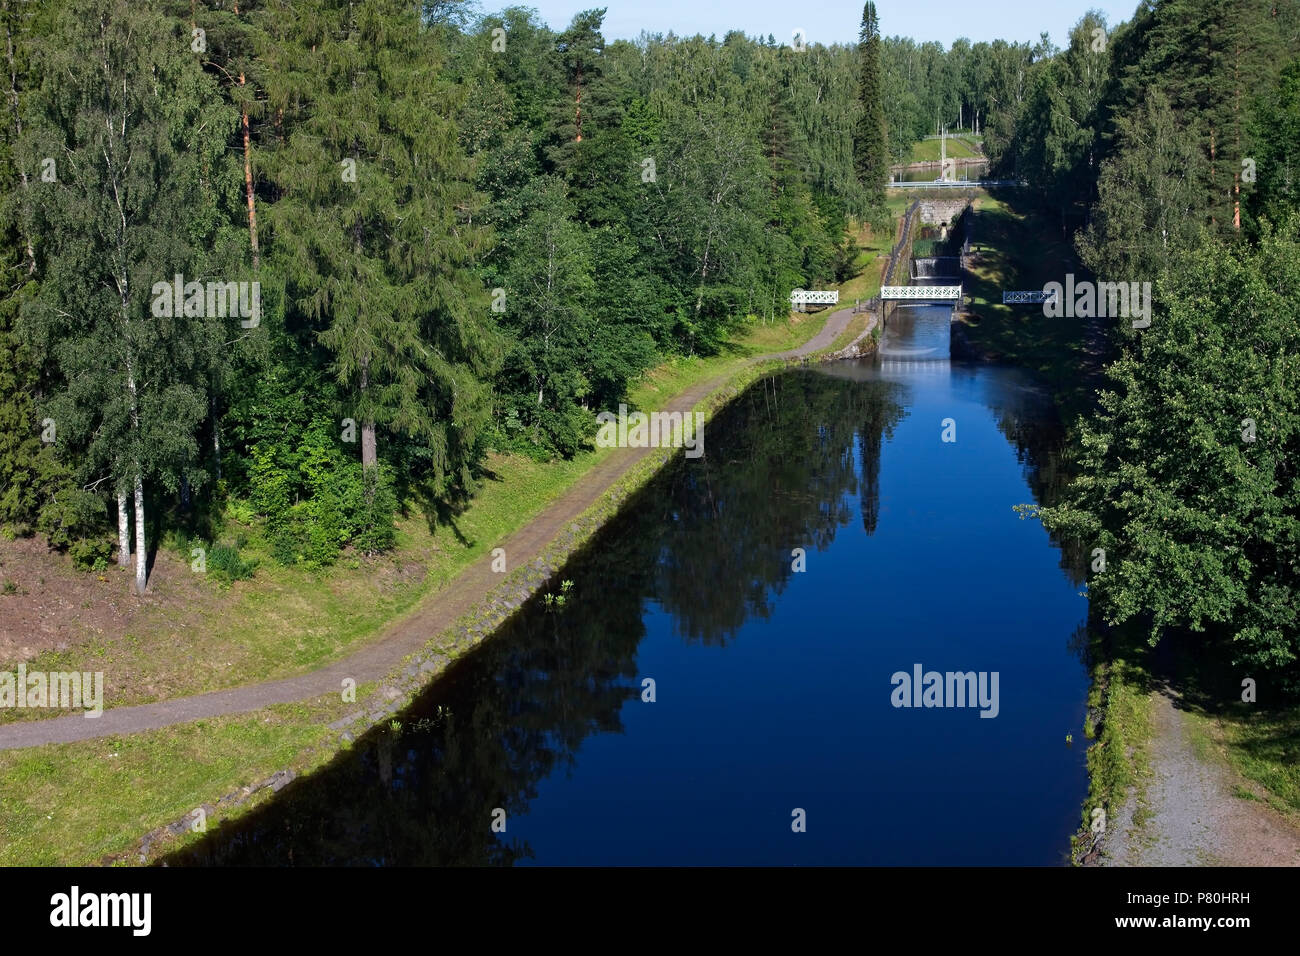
880;284;962;302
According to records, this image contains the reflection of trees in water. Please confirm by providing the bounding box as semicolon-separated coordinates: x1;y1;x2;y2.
168;572;649;864
860;421;886;535
165;369;902;865
976;369;1089;587
650;370;904;645
1066;620;1092;669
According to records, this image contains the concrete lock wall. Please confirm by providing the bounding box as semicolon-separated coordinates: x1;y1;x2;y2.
918;199;970;225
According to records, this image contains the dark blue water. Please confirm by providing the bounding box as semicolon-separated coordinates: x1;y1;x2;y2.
172;304;1091;866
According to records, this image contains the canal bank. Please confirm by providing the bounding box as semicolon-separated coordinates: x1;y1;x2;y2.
105;305;879;864
161;332;1092;865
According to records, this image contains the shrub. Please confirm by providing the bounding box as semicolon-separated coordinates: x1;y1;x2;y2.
207;541;258;584
68;537;112;572
249;419;398;568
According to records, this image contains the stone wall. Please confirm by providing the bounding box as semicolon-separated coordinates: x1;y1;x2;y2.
918;199;970;225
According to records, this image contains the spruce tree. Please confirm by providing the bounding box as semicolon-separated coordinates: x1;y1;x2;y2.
853;2;888;208
265;0;497;500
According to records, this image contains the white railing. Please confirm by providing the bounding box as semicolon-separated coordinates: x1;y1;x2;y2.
889;180;1024;189
1002;290;1057;304
880;285;962;300
790;289;840;305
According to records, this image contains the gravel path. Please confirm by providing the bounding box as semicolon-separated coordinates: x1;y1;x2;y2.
0;305;866;751
1101;688;1300;866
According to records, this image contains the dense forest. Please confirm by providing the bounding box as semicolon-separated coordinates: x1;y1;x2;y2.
0;0;883;590
2;0;1300;692
1001;1;1300;690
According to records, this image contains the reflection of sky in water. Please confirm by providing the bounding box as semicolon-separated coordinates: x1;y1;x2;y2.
879;297;956;362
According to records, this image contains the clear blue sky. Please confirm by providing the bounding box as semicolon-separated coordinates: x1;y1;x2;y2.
504;0;1139;48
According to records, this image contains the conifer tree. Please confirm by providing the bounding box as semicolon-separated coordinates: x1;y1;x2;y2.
265;0;497;499
853;2;888;209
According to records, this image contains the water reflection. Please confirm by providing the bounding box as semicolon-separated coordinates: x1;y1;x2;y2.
169;370;907;865
168;348;1090;865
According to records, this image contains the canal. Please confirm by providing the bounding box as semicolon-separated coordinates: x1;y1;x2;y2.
171;302;1092;866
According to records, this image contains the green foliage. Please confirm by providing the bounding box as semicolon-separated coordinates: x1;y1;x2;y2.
249;420;396;568
68;537;112;573
1074;86;1205;285
265;0;497;492
1245;56;1300;232
1010;13;1109;234
1040;219;1300;688
207;541;258;585
36;487;106;552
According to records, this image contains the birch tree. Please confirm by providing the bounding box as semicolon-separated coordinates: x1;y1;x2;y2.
21;0;236;592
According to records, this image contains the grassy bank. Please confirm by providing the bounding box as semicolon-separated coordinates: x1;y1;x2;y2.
1190;708;1300;817
1070;629;1156;862
902;137;981;163
0;695;360;865
0;310;826;865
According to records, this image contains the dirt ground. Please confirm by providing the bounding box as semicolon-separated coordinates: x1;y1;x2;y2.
0;536;223;665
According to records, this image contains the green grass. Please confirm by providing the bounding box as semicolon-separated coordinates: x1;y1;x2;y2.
1159;642;1300;819
624;315;818;410
1212;709;1300;814
903;137;982;163
1071;630;1156;862
0;696;353;865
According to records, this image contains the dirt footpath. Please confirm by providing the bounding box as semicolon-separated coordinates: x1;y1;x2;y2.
1102;689;1300;867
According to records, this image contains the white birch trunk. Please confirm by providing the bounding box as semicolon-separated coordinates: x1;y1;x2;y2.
133;471;146;594
116;492;130;567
